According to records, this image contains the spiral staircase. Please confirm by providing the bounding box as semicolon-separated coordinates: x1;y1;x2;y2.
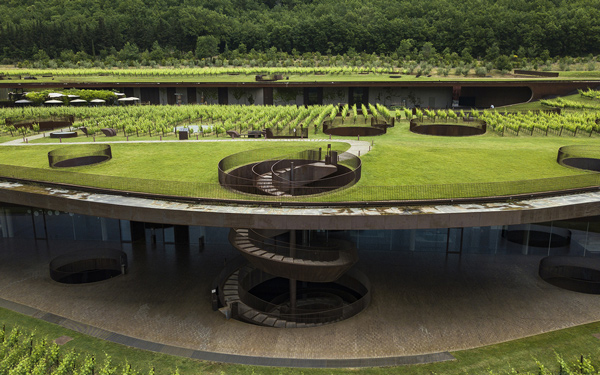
215;229;370;327
229;228;357;282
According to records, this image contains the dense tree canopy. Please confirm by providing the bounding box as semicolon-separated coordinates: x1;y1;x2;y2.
1;0;599;62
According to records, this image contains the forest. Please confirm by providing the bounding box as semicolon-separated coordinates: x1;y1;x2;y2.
1;0;599;64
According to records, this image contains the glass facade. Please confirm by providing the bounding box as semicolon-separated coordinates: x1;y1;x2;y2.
1;202;600;257
0;203;230;247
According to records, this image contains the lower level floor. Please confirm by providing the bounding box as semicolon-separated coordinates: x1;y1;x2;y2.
1;202;600;362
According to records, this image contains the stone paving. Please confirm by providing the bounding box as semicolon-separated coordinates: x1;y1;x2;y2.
1;236;600;362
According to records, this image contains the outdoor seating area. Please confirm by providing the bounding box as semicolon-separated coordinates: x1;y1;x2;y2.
49;131;77;139
79;127;118;137
255;74;285;81
264;127;307;139
101;128;117;137
226;130;263;139
6;116;75;131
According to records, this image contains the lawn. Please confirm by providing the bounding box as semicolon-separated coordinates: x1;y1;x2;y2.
0;141;349;182
1;119;599;202
0;135;18;143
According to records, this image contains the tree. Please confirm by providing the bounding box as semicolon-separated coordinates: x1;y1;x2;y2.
118;42;140;61
420;42;436;61
149;41;165;62
196;36;219;59
461;48;474;64
485;44;500;61
25;91;48;105
32;49;50;63
396;39;413;59
495;55;513;71
540;49;551;63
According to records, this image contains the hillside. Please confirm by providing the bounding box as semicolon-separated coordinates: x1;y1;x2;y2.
1;0;599;63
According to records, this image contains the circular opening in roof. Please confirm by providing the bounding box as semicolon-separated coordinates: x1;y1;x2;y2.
558;146;600;172
50;131;78;139
48;144;112;168
218;148;361;196
50;249;127;284
539;256;600;294
409;120;486;136
502;225;571;248
323;126;386;137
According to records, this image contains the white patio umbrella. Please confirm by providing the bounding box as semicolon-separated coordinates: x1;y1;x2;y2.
69;99;87;105
44;99;63;105
117;97;140;105
90;99;106;104
14;99;33;104
48;93;65;98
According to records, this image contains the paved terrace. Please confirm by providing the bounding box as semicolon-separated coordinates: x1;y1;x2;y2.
0;236;600;367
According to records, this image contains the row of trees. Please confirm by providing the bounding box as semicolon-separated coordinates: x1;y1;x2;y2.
481;110;600;136
1;0;600;64
13;47;596;74
0;104;340;139
3;100;600;140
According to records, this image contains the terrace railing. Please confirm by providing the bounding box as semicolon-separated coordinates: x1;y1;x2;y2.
218;148;361;196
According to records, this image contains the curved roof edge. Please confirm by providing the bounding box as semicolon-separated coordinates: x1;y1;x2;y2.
0;182;599;230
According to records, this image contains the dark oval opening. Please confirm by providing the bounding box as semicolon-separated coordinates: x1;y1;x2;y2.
539;256;600;294
502;225;571;248
561;157;600;172
50;250;127;284
48;144;112;168
323;126;385;137
50;131;78;139
557;146;600;172
52;155;111;168
410;123;486;137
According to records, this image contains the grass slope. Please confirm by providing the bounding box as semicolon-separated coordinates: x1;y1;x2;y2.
0;141;349;188
1;120;599;201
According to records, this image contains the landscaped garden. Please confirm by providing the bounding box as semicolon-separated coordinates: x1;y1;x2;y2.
1;91;600;202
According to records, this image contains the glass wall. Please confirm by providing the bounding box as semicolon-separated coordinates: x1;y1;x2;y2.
0;203;231;247
328;218;600;257
1;202;599;257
